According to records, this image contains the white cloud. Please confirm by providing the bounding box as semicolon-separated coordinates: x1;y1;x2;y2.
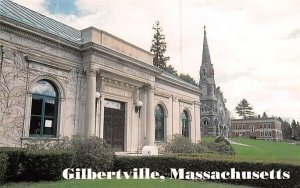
11;0;300;121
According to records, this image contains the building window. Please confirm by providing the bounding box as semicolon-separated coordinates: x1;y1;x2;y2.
260;131;263;137
204;120;209;126
29;80;58;137
269;131;272;137
181;110;189;138
155;105;165;142
251;126;255;132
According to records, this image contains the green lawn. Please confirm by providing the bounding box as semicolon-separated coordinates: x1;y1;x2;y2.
229;138;300;165
1;179;252;188
200;136;216;142
198;136;300;165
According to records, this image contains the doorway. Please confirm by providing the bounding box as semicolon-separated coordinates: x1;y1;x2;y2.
103;99;125;151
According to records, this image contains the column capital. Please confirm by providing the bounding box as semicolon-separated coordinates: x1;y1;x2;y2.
84;64;99;76
146;84;155;92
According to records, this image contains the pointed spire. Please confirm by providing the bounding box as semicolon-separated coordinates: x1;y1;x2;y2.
202;26;211;65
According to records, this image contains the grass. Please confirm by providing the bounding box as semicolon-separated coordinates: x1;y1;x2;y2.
229;138;300;165
200;136;216;142
196;136;300;165
1;179;252;188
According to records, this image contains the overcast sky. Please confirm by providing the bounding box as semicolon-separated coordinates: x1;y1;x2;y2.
12;0;300;122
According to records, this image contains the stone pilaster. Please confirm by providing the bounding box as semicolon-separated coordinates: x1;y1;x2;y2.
146;85;155;145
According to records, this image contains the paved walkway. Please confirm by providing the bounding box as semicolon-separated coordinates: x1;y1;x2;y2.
226;139;254;147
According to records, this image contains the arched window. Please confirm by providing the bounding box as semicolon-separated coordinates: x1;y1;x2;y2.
155;105;165;142
182;110;189;138
29;80;59;137
204;120;209;126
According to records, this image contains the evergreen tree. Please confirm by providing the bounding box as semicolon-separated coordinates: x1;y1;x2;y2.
278;117;292;140
150;21;170;69
291;119;299;140
235;99;255;118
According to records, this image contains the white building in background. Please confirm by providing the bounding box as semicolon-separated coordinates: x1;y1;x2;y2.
0;0;201;152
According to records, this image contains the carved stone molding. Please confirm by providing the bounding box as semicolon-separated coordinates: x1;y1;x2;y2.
103;85;132;98
92;54;152;81
180;102;192;110
154;95;169;103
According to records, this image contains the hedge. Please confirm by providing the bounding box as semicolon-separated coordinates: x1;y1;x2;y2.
114;156;300;188
0;148;25;182
0;148;72;182
0;148;299;187
21;150;73;181
0;153;8;183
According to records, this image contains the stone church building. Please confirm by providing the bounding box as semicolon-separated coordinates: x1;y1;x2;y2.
0;0;202;152
199;28;230;137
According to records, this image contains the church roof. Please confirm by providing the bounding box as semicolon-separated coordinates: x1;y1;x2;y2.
202;26;212;65
0;0;82;43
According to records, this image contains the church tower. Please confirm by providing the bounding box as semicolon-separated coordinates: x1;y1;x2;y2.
199;27;229;137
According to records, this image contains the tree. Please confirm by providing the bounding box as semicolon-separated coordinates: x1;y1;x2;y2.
278;117;292;140
179;73;198;86
291;119;299;140
150;21;170;69
262;112;268;118
235;99;255;119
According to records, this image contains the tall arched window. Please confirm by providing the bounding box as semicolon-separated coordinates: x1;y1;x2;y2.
155;105;164;142
29;80;59;137
182;110;189;138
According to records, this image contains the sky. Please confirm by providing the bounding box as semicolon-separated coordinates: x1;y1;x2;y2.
12;0;300;122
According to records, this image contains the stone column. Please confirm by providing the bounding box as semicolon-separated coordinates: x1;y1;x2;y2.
146;85;155;145
84;66;97;136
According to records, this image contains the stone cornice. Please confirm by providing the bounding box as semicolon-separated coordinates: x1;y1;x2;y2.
81;42;162;76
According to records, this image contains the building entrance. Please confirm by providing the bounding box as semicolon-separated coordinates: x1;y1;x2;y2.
103;99;125;151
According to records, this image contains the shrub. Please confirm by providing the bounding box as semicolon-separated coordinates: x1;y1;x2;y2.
0;153;8;183
69;135;115;171
196;136;235;155
164;134;197;153
208;142;235;155
215;136;231;145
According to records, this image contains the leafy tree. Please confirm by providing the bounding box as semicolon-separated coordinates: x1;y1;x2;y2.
179;73;198;86
150;21;170;69
235;99;255;118
165;64;178;76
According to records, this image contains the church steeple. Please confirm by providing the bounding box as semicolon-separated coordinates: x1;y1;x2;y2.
200;26;215;83
202;26;211;65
